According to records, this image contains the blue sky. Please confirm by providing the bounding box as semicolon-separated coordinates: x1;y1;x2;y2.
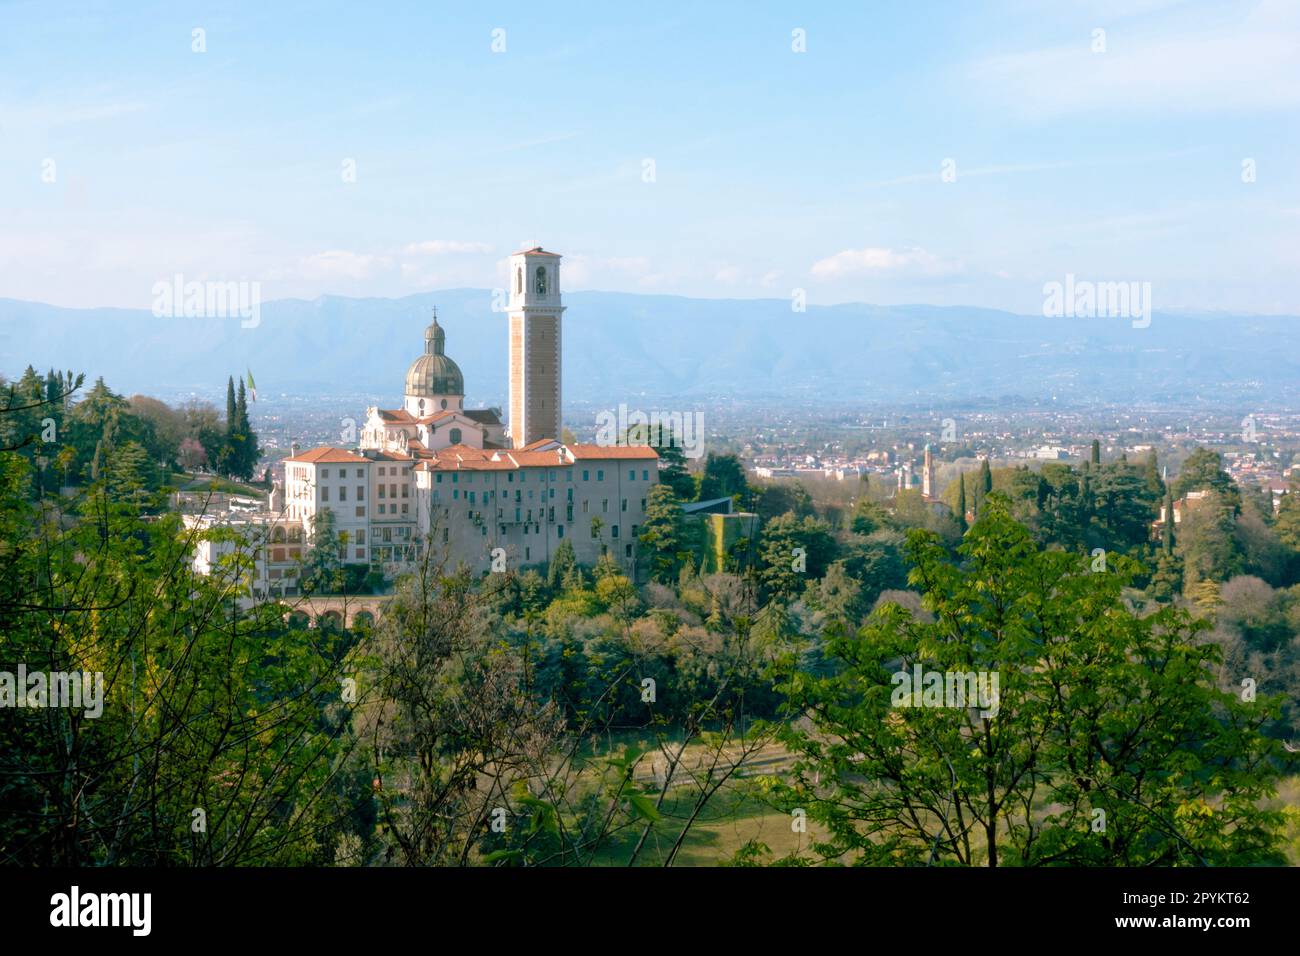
1;0;1297;313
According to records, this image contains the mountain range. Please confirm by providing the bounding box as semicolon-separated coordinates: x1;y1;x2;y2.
2;291;1297;408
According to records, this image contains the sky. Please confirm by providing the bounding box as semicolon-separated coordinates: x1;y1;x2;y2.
0;0;1297;315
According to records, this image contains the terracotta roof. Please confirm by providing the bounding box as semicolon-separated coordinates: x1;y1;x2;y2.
503;449;567;467
417;411;459;425
463;408;503;425
285;446;370;464
565;443;659;461
363;450;414;462
514;247;561;257
377;408;415;423
522;438;561;451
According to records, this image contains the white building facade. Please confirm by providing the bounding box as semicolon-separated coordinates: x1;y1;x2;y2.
186;246;658;592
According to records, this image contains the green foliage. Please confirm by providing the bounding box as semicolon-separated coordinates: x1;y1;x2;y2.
771;495;1288;866
697;453;749;506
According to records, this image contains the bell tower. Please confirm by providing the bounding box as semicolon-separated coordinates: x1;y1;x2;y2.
507;247;564;447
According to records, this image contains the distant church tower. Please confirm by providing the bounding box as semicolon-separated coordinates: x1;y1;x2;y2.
507;247;564;448
922;444;936;499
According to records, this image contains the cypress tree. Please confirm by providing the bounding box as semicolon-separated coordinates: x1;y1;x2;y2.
235;378;255;480
1090;439;1101;466
957;473;968;532
220;376;237;476
1163;486;1175;554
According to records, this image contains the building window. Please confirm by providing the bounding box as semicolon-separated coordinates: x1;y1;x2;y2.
629;470;635;481
597;470;604;481
321;469;329;478
402;504;408;514
622;499;627;511
557;525;564;538
602;499;608;513
379;467;386;476
357;486;364;500
340;487;347;501
356;469;363;478
356;506;365;517
321;487;329;502
612;525;619;538
379;486;386;499
535;266;547;294
450;427;461;444
642;470;649;481
625;544;633;558
582;470;589;481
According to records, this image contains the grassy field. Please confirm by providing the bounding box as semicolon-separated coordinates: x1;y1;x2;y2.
575;732;1300;867
169;472;267;496
585;782;822;866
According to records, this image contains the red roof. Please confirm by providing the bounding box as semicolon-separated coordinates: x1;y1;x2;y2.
285;446;369;464
565;443;659;461
515;247;560;257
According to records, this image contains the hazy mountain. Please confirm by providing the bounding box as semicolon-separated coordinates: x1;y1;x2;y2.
2;291;1297;407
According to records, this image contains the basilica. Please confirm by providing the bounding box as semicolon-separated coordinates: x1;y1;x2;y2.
191;247;660;592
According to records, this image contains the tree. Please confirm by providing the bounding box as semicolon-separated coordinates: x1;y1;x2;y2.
851;496;890;536
1177;491;1243;592
1173;447;1238;510
218;376;238;477
546;538;577;592
302;509;344;594
771;495;1287;866
646;428;694;501
697;453;748;506
957;472;968;533
233;378;259;481
754;481;813;522
639;484;687;583
757;513;837;601
1090;439;1101;466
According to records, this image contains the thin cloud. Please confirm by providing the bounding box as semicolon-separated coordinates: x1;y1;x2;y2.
811;246;957;278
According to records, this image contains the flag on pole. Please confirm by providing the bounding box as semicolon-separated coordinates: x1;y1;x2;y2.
246;368;257;402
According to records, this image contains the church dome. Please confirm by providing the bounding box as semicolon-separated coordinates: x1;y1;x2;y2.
404;311;464;397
